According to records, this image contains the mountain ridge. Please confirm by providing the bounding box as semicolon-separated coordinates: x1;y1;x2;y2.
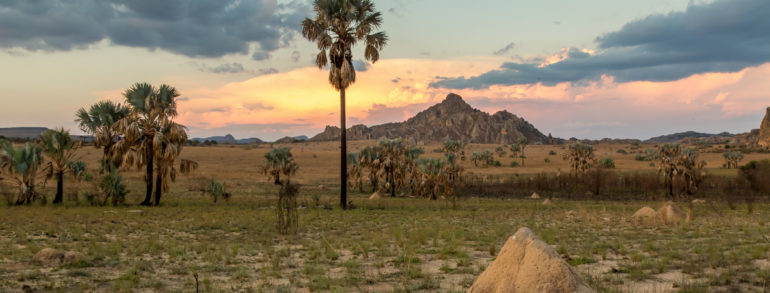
310;93;552;144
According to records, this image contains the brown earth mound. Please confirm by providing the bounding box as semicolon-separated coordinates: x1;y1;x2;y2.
33;248;78;266
369;191;383;200
658;202;683;225
531;192;540;199
542;198;552;205
467;227;595;293
632;206;658;224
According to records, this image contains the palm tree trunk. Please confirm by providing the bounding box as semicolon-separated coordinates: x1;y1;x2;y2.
53;171;64;204
153;171;162;206
141;142;154;206
340;87;347;209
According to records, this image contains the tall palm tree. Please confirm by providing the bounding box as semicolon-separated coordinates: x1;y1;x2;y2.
115;83;184;206
75;100;130;171
39;128;80;204
0;141;45;205
302;0;388;209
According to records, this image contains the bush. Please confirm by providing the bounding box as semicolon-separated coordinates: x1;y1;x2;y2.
510;161;519;167
616;149;627;154
544;158;551;163
548;150;557;155
598;158;615;168
740;160;770;194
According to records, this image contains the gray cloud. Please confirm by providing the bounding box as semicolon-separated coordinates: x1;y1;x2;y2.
196;62;277;75
204;63;246;74
0;0;309;60
432;0;770;89
493;42;515;55
290;50;301;62
352;59;370;72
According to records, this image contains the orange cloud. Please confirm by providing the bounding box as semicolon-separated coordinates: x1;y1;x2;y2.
176;58;770;140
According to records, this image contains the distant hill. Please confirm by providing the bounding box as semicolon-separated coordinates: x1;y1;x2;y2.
0;127;48;139
644;131;734;144
191;134;263;144
311;93;552;144
274;136;308;144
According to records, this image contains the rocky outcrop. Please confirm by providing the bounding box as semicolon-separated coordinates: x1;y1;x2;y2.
468;227;595;293
311;93;549;144
760;107;770;147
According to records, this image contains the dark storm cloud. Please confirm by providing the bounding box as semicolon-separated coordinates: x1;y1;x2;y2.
0;0;309;60
431;0;770;89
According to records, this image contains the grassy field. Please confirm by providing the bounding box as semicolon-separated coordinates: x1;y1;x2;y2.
1;142;770;292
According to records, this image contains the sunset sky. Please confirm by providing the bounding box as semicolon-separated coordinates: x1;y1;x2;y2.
1;0;769;141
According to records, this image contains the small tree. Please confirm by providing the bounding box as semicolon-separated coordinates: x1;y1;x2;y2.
723;151;744;169
517;137;528;166
261;147;300;234
0;141;46;205
494;146;506;158
207;180;230;203
563;143;596;173
39;128;81;204
658;144;682;197
598;158;616;169
471;150;495;167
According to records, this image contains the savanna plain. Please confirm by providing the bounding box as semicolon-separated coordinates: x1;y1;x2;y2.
2;141;770;293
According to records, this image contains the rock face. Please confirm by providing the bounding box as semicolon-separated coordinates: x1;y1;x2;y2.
468;227;595;293
760;107;770;147
311;93;550;144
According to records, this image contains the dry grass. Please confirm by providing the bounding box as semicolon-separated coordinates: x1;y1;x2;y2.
0;142;769;292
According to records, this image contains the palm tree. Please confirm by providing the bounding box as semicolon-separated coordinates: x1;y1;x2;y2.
302;0;388;209
150;118;188;205
262;147;300;234
39;128;80;204
0;141;45;205
115;83;184;206
75;100;130;171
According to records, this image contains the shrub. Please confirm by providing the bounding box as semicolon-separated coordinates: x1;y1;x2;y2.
510;161;520;167
544;158;551;163
598;158;616;168
616;149;627;154
548;150;557;155
740;160;770;194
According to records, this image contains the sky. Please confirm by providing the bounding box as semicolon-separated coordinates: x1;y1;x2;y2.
1;0;769;141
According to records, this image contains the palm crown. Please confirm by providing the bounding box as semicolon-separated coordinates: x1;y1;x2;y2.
302;0;387;90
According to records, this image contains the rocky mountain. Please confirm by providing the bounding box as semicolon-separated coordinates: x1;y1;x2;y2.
759;107;770;147
644;131;734;144
310;93;551;144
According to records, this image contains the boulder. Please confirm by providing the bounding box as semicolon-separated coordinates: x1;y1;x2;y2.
468;227;595;293
33;248;78;266
657;201;684;225
368;191;383;200
632;206;658;224
530;192;540;199
759;107;770;147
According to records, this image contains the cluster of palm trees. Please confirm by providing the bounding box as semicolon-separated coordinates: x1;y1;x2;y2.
0;82;190;206
78;83;190;206
347;139;465;200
